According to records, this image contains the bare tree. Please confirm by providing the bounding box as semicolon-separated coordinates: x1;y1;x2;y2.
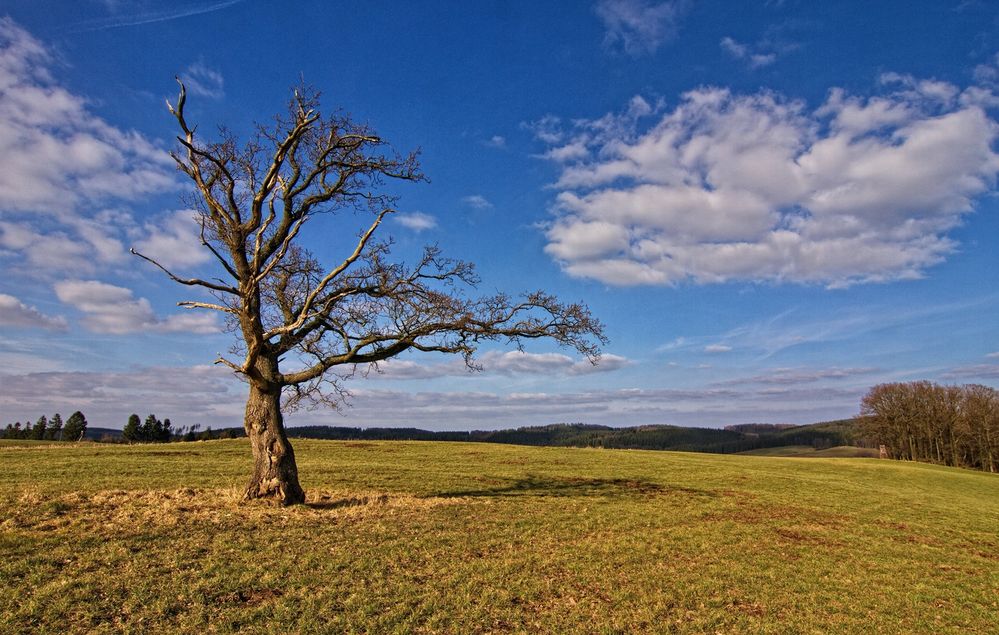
133;81;606;505
859;381;999;472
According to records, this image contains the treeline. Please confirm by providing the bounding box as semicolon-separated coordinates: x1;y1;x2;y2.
1;412;88;441
3;413;869;457
122;414;173;443
284;420;861;454
860;382;998;472
120;414;242;443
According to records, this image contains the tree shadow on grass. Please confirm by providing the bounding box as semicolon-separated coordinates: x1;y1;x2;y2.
306;494;389;510
431;475;718;499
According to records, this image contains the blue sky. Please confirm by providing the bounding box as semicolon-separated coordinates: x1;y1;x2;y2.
2;0;999;431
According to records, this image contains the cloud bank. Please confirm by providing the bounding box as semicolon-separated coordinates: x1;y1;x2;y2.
54;280;218;334
365;350;630;380
536;75;999;287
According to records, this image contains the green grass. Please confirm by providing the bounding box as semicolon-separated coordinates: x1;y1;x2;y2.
1;439;996;634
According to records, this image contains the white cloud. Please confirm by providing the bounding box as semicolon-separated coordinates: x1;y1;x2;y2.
484;135;506;148
485;351;629;376
720;36;777;68
973;53;999;87
0;364;245;428
341;383;861;428
595;0;687;57
54;280;218;334
133;210;212;270
462;194;494;209
0;363;861;429
394;211;437;232
940;363;999;380
539;79;999;287
987;352;999;359
0;19;175;277
180;60;224;99
0;293;66;330
526;96;655;169
715;366;879;386
365;350;630;380
522;115;564;145
0;18;174;214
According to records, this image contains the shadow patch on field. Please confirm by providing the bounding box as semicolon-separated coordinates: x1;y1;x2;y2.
215;588;284;606
307;494;389;510
432;475;717;499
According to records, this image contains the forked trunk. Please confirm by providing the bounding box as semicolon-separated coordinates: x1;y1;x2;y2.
243;382;305;505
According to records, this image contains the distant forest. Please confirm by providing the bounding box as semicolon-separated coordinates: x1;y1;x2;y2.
2;413;862;454
277;419;862;455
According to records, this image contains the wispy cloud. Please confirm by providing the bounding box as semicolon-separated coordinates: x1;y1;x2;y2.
714;366;879;387
462;195;493;210
180;61;225;99
704;344;732;354
939;363;999;380
483;135;506;149
394;211;437;232
720;36;777;68
709;298;998;359
595;0;689;57
67;0;246;32
0;294;67;330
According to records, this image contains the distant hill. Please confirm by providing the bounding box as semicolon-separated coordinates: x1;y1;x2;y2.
84;427;123;441
723;423;797;434
76;418;868;455
737;445;879;458
283;418;867;455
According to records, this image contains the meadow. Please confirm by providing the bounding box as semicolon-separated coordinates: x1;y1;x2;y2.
1;438;996;633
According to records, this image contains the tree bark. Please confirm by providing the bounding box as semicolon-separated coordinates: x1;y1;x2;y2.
243;382;305;505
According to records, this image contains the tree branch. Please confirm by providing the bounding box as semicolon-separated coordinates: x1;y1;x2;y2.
130;248;239;295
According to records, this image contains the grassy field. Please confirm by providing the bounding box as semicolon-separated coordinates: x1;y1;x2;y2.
1;439;996;634
737;445;881;458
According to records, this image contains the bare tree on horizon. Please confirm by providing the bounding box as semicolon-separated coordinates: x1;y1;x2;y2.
132;80;606;505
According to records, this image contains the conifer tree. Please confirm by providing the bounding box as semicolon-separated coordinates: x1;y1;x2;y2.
63;411;88;441
143;414;161;442
48;413;63;440
123;413;141;442
31;415;47;440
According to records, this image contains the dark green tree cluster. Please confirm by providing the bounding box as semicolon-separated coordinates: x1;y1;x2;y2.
284;420;860;453
2;411;87;441
122;414;173;443
859;382;999;472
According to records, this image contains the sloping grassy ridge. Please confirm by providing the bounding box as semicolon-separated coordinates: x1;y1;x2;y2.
1;439;996;633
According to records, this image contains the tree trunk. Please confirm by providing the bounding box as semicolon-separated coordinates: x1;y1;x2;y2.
243;382;305;505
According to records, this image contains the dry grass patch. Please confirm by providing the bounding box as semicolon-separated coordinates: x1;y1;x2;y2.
3;486;465;537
